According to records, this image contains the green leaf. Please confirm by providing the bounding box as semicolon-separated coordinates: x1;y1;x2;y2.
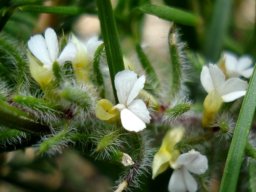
12;95;59;114
135;44;160;89
0;35;29;90
0;127;26;145
165;102;191;119
19;5;84;15
39;129;71;154
60;85;92;110
92;43;105;96
204;0;233;61
220;65;256;191
96;0;125;102
96;131;120;152
136;4;201;26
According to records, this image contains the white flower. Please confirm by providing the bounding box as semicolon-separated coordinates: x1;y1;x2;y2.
114;70;150;132
84;36;103;60
224;52;254;78
168;150;208;192
71;35;103;62
200;64;248;102
28;28;77;69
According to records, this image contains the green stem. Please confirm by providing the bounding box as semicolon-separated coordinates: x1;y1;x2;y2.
204;0;234;61
96;0;125;102
0;100;51;135
168;26;183;97
220;65;256;191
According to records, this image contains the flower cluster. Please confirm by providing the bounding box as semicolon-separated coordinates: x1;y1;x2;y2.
152;128;208;192
26;27;255;192
27;28;102;87
223;51;254;78
200;63;248;126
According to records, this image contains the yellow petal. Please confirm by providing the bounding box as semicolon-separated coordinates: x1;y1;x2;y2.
202;91;223;127
152;127;184;179
28;52;54;88
95;99;119;122
152;148;171;179
162;127;184;152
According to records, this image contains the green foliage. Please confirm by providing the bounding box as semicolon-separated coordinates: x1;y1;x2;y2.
0;127;26;145
12;94;60;123
39;129;72;155
0;35;29;90
91;126;124;160
116;133;155;191
60;84;93;111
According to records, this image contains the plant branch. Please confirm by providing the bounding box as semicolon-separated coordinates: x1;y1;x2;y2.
0;100;51;135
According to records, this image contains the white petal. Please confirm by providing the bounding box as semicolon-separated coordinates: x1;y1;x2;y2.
238;56;253;71
220;78;248;102
200;66;214;93
208;64;225;93
168;168;197;192
85;36;103;59
224;52;237;72
128;99;150;123
221;91;246;102
71;35;88;55
173;150;208;175
57;42;77;65
115;70;138;104
127;75;145;105
183;169;198;192
168;169;187;192
45;28;59;62
28;34;52;68
120;108;146;132
240;68;253;78
180;150;208;175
